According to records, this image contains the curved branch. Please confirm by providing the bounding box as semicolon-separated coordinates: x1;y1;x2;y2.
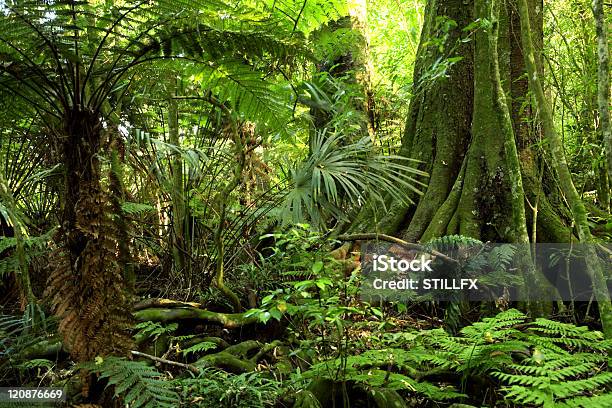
337;233;459;265
130;350;200;374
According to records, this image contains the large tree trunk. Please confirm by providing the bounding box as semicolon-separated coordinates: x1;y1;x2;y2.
375;0;572;244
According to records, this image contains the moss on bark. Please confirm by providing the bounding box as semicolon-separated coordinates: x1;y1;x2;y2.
517;0;612;336
367;0;573;251
132;307;258;328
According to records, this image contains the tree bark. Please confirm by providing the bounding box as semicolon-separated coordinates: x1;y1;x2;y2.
517;0;612;337
592;0;612;207
489;0;544;313
46;109;133;361
168;91;188;275
373;0;572;244
379;0;474;239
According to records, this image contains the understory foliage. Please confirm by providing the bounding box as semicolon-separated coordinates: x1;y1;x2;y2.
1;228;611;407
80;357;179;408
175;368;282;408
295;309;611;407
19;306;605;407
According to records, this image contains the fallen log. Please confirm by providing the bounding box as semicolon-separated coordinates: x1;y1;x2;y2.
133;307;258;329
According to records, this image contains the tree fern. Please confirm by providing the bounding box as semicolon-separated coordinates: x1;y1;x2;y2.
80;356;179;408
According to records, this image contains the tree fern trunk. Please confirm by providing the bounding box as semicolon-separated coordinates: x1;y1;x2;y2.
47;109;133;361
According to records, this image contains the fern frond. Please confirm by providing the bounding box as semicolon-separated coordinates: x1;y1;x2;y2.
81;356;179;408
561;392;612;408
182;341;217;356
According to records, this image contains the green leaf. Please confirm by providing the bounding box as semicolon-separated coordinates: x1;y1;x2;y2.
312;260;324;274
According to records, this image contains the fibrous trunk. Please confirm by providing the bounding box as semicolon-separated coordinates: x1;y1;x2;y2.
46;109;132;361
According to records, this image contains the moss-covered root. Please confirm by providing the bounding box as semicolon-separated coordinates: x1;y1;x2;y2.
20;339;63;359
368;388;408;408
194;351;256;373
132;307;258;329
293;382;409;408
293;379;336;408
293;390;323;408
193;340;280;374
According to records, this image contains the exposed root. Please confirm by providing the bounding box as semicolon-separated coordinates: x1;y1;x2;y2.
193;339;279;374
194;351;256;373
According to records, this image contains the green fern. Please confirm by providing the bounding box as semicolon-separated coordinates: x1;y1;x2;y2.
424;235;483;253
408;310;611;407
181;341;218;357
120;202;156;215
0;230;53;278
80;356;179;408
494;349;611;407
491;317;610;407
300;348;466;402
133;321;178;343
175;367;281;407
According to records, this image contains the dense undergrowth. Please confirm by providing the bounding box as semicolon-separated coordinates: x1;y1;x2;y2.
2;230;611;407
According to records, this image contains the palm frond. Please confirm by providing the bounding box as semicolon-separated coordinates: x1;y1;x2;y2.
280;132;428;227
